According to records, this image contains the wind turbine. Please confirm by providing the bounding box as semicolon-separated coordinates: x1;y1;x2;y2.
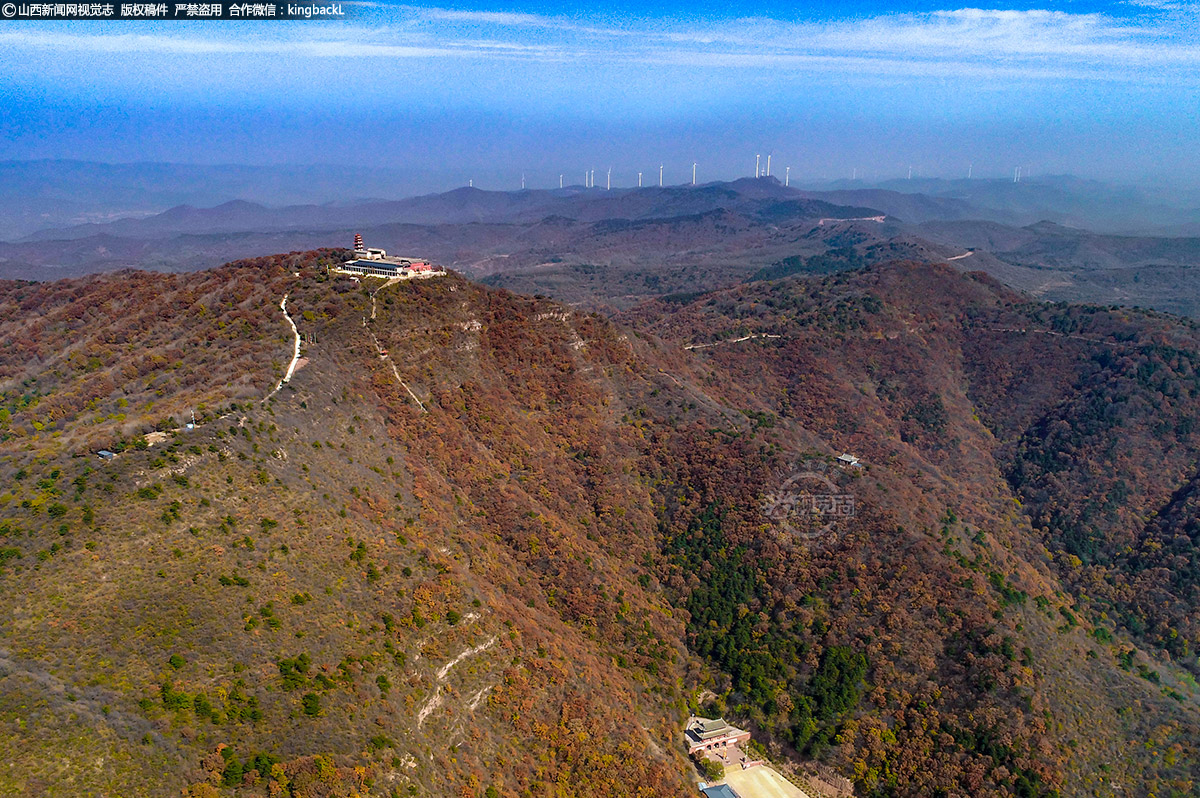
606;167;611;190
755;154;760;178
521;174;525;190
559;174;563;189
967;163;973;179
638;171;643;188
766;154;771;178
785;166;790;187
692;162;697;185
659;164;663;187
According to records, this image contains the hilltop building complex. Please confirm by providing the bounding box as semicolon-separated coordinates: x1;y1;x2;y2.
338;233;445;279
686;717;752;755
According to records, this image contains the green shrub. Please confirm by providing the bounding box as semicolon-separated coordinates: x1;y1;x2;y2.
701;758;724;782
278;653;311;690
368;734;394;751
136;485;161;500
160;682;190;710
193;693;216;722
221;757;243;787
160;500;182;524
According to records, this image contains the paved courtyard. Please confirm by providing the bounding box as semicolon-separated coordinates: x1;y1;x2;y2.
722;764;811;798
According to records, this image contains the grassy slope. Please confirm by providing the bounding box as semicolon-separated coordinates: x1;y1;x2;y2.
0;258;706;797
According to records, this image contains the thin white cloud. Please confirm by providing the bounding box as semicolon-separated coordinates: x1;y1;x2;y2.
1122;0;1200;10
413;7;566;28
0;6;1196;81
0;29;463;58
646;9;1194;68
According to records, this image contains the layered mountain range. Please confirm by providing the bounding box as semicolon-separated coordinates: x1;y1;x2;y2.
4;175;1200;319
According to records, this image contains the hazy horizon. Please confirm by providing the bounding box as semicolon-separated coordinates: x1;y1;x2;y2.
2;1;1198;192
9;157;1189;194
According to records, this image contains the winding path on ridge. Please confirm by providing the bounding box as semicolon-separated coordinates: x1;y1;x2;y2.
416;635;498;727
684;332;783;351
264;293;302;402
364;281;428;413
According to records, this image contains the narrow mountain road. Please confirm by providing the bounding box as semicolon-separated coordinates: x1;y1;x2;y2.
366;329;428;413
817;215;886;226
370;277;403;320
684;332;783;350
436;635;497;681
979;326;1121;345
363;284;429;413
264;293;301;401
280;295;301;382
946;251;974;261
417;635;498;727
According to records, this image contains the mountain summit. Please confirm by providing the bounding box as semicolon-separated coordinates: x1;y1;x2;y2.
1;253;1198;796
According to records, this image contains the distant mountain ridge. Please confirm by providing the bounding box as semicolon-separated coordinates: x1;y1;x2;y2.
0;159;455;241
805;174;1200;233
17;179;885;242
4;175;1200;319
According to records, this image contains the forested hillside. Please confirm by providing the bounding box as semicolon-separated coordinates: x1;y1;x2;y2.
625;263;1200;796
1;254;1198;797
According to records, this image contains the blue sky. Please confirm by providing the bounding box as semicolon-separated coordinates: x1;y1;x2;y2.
1;1;1198;191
